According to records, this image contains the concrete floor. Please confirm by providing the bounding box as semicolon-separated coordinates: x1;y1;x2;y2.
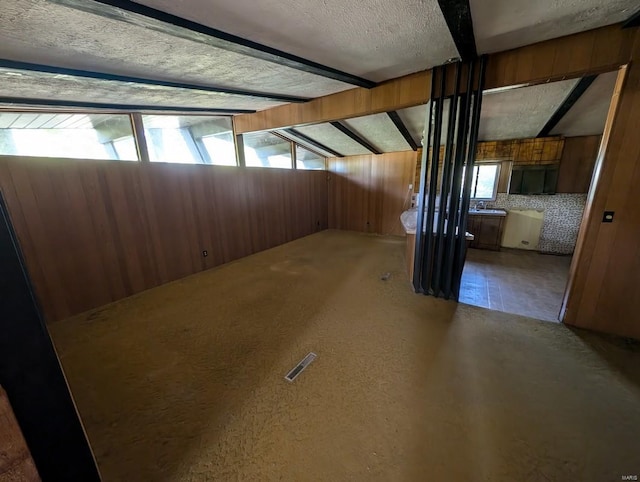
49;230;640;481
460;248;572;322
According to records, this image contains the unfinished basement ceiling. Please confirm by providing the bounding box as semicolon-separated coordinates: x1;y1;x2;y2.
0;0;353;106
550;71;618;137
479;80;579;141
133;0;459;82
471;0;637;53
0;68;279;111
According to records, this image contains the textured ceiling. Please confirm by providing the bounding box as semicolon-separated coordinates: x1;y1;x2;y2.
551;71;617;137
0;68;280;111
274;130;336;158
0;0;353;105
397;105;429;146
479;80;578;140
471;0;637;53
295;124;371;157
342;114;412;152
134;0;459;82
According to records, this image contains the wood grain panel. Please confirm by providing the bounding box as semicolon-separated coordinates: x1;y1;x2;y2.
563;64;640;340
235;25;639;134
557;136;601;193
328;151;416;236
235;71;432;134
0;158;328;322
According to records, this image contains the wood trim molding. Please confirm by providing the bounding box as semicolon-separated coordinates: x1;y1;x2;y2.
234;23;638;134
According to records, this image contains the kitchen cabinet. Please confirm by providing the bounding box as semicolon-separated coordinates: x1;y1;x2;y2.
467;214;505;250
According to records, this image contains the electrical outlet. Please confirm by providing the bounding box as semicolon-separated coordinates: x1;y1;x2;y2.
202;250;208;257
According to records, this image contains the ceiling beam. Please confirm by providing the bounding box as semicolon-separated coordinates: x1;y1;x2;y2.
622;8;640;28
49;0;376;89
437;0;477;61
330;121;382;155
274;131;334;159
283;128;344;158
0;59;310;104
235;23;638;134
387;111;419;151
537;75;597;137
0;97;254;115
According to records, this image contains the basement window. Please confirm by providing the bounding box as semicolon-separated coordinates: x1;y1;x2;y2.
243;131;292;169
470;162;501;201
0;112;138;161
296;145;325;170
142;115;236;165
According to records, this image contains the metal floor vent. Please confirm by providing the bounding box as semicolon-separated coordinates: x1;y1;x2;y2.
285;352;317;382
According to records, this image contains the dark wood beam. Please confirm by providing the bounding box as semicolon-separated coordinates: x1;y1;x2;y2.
387;111;419;151
0;97;254;115
49;0;376;89
437;0;477;61
274;131;332;159
330;121;382;155
537;75;597;137
0;59;310;104
283;128;344;158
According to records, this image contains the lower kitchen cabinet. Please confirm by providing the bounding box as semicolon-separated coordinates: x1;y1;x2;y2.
467;214;505;250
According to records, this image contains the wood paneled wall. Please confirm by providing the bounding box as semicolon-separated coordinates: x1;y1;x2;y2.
413;136;600;194
328;151;417;236
0;157;328;322
476;137;564;165
563;64;640;340
557;135;601;193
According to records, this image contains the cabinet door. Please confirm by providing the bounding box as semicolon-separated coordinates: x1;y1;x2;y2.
467;215;479;248
477;216;503;250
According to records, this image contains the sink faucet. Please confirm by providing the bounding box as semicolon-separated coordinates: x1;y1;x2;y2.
476;201;486;210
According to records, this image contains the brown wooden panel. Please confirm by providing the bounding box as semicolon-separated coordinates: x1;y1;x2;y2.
557;136;601;193
328;151;417;236
235;25;638;134
0;158;328;322
563;64;640;340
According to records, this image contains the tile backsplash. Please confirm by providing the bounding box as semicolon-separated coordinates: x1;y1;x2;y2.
491;193;587;254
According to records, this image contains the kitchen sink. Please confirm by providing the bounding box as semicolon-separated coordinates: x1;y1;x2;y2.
468;208;507;216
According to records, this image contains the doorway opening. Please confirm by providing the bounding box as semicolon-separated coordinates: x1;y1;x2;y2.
458;70;621;322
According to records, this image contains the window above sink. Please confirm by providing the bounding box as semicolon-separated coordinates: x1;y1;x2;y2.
470;162;501;201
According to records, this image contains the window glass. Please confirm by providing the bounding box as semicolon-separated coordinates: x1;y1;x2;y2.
471;163;500;200
243;131;292;169
296;145;325;170
142;115;236;165
0;113;138;160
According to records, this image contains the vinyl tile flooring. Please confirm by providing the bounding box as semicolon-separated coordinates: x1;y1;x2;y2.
459;248;572;322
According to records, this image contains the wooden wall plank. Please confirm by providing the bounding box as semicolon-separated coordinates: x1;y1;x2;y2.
557;136;601;193
0;158;328;322
328;151;417;236
563;64;640;339
235;25;639;134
